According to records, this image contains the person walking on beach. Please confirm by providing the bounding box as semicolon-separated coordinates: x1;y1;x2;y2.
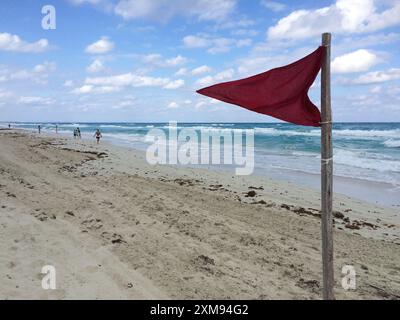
77;127;81;139
8;124;10;129
38;125;41;134
55;125;58;134
94;129;102;144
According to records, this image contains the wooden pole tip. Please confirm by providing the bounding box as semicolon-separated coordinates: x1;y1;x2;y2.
322;33;331;45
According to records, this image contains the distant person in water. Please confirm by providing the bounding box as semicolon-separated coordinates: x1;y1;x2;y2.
94;129;102;144
8;124;10;129
38;125;41;134
55;125;58;134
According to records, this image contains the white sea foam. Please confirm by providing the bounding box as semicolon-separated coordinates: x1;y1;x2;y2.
104;132;146;143
59;123;90;128
100;124;127;128
333;129;400;138
333;149;400;172
160;125;244;133
384;139;400;148
147;125;400;141
291;151;319;157
254;127;400;139
255;128;320;136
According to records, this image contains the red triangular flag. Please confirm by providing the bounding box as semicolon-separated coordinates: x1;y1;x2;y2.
197;46;325;127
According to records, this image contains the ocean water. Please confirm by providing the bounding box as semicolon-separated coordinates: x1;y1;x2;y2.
3;122;400;207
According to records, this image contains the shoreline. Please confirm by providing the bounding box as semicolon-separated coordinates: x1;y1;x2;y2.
7;127;400;231
34;126;400;208
0;129;399;299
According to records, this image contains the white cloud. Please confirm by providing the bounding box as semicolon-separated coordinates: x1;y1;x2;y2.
261;1;286;12
332;49;380;73
236;38;252;47
267;0;400;40
64;80;74;87
196;68;235;86
33;61;56;73
18;96;53;105
182;35;210;48
195;0;236;22
207;38;233;54
87;59;105;73
231;29;259;37
74;72;185;93
0;32;50;53
236;54;289;78
85;37;114;54
114;0;236;22
370;85;382;93
0;89;12;99
0;61;56;84
353;68;400;84
165;55;187;67
167;101;179;109
213;68;235;80
142;53;163;65
214;18;255;32
72;84;94;94
113;96;137;109
86;73;137;86
183;34;252;54
69;0;102;4
195;97;221;109
85;73;166;87
175;68;188;76
195;101;206;109
142;54;188;67
72;84;121;94
336;32;400;52
68;0;114;12
192;65;212;75
96;86;121;93
163;79;185;89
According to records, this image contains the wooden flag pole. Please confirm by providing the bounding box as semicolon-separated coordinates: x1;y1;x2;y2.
321;32;335;300
321;33;335;300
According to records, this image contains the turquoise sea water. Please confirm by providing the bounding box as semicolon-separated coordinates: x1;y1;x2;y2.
3;122;400;206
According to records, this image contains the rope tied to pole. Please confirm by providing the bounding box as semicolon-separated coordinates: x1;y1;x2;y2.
321;157;333;164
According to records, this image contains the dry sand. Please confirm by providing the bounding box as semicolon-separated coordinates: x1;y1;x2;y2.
0;129;399;299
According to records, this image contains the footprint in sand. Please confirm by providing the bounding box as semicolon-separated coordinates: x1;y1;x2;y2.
81;217;103;230
101;231;126;244
65;210;75;217
31;211;56;222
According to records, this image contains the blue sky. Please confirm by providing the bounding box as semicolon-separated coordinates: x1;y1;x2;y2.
0;0;399;122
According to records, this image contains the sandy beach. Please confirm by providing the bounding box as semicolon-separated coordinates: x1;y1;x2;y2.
0;128;399;299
